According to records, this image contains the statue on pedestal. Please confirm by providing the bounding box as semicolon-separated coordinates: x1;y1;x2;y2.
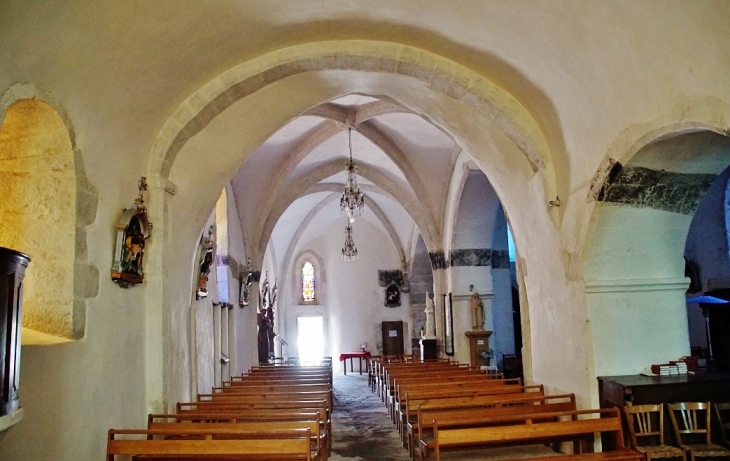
424;292;436;339
471;291;484;330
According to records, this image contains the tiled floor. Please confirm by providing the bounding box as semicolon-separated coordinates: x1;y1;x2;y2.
329;373;559;460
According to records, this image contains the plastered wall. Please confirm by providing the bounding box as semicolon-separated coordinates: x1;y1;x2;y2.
284;218;413;363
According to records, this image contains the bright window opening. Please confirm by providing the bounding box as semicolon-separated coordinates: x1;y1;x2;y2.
302;262;315;301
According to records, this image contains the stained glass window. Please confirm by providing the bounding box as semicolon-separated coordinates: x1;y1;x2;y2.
302;262;315;301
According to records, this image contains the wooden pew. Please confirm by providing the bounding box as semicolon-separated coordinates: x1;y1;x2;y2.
197;389;332;415
106;428;312;460
403;390;561;457
393;377;522;417
176;400;331;454
428;408;641;461
394;381;538;432
380;363;471;401
392;373;512;408
377;361;466;399
148;412;327;456
387;369;500;414
414;393;576;460
224;377;330;387
146;419;324;460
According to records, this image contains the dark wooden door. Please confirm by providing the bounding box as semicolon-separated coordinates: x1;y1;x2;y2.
381;321;404;357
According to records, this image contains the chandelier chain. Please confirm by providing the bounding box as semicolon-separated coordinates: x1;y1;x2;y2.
340;126;365;224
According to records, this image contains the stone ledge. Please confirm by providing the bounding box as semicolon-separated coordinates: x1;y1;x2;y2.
0;408;23;433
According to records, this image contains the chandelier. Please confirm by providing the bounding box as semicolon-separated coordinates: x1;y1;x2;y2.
340;127;365;223
341;223;359;261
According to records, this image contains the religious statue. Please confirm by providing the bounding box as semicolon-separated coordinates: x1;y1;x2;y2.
471;291;485;330
423;292;436;339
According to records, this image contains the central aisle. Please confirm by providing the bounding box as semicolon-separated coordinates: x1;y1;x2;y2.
330;373;409;460
329;373;560;460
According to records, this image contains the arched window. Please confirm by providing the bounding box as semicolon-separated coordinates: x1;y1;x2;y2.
302;262;315;302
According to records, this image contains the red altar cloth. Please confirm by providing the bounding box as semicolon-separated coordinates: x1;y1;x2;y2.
339;351;371;362
338;351;371;375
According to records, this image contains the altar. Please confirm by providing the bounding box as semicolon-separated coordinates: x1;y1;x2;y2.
339;351;371;375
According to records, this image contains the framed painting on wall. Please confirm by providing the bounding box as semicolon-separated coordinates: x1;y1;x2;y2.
444;292;454;356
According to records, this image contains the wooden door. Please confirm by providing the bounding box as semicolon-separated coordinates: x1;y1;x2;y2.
381;321;404;357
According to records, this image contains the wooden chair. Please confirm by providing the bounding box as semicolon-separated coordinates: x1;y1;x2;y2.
714;402;730;448
624;404;685;460
667;402;730;461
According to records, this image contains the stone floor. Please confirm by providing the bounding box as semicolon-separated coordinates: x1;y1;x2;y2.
330;373;559;460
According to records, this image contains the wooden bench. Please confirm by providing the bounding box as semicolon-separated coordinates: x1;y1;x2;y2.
395;382;540;433
176;399;331;453
415;393;576;460
198;389;333;416
389;373;514;418
106;428;312;460
404;391;558;454
146;419;324;460
378;362;468;399
148;412;327;455
382;364;474;401
391;373;513;414
429;408;640;461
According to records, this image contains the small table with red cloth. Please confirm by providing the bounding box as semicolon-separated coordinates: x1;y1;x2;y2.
339;351;371;375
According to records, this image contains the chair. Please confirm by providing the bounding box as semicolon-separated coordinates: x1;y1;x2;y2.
667;402;730;460
624;404;686;460
714;402;730;447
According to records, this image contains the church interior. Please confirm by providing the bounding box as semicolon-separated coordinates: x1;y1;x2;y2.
1;1;730;459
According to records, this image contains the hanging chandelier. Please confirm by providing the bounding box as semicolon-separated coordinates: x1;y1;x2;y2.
341;223;359;261
340;127;365;223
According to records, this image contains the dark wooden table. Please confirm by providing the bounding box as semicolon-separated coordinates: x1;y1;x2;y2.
598;373;730;449
598;373;730;409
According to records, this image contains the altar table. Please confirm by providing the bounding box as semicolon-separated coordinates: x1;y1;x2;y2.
339;351;371;375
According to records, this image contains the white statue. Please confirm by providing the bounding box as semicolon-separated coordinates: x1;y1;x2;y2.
471;291;484;330
424;293;436;339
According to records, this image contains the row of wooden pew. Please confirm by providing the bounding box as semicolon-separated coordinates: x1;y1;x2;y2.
106;360;333;460
369;356;643;461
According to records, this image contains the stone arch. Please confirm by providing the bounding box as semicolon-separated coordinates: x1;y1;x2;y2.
582;125;730;393
148;40;552;183
147;40;562;408
0;84;99;343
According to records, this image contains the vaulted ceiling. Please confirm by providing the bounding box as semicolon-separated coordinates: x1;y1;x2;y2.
230;94;459;271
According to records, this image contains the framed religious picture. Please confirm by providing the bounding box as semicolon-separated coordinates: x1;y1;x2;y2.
444;292;454;356
385;282;401;307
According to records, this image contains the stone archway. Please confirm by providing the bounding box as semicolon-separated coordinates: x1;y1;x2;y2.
583;128;730;404
144;40;564;409
0;86;98;343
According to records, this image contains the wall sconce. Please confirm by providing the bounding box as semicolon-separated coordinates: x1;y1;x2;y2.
469;284;474;292
548;196;561;207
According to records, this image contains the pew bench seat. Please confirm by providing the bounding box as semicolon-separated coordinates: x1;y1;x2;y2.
107;428;313;460
427;408;638;461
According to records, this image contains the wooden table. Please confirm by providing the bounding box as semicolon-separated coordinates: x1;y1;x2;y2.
597;372;730;449
339;351;371;375
598;373;730;409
